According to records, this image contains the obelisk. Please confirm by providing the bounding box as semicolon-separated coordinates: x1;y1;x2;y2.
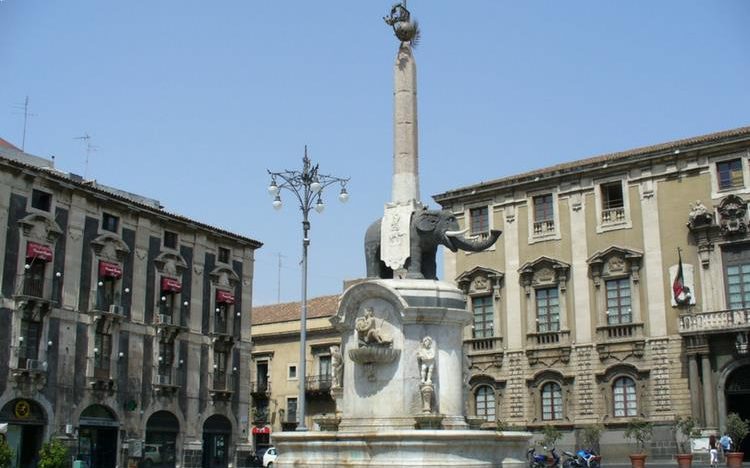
381;2;421;276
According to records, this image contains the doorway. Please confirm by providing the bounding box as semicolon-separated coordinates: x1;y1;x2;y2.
726;364;750;460
0;399;46;468
202;415;231;468
78;405;119;468
145;411;179;468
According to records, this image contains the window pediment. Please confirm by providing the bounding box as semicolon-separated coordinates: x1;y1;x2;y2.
595;363;649;384
587;246;643;286
19;213;63;244
518;257;570;294
526;369;573;388
456;266;504;295
209;265;240;288
91;233;131;262
154;251;187;276
717;194;748;236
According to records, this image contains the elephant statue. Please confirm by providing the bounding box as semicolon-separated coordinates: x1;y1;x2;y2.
365;207;502;280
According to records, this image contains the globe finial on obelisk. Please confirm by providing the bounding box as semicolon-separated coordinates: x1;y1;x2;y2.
385;1;420;205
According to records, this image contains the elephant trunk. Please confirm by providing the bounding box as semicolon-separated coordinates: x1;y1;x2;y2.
447;229;502;252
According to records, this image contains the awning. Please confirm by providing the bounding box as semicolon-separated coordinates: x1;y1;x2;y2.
26;242;53;262
251;426;271;435
98;260;123;279
161;277;182;293
216;289;235;304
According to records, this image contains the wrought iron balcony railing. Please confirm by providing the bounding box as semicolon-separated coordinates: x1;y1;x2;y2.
305;375;332;393
679;309;750;335
21;276;45;298
250;380;271;395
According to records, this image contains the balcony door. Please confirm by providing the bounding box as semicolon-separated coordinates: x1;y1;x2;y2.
723;245;750;309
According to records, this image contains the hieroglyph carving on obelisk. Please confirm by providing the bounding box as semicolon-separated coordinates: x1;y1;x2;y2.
381;2;421;274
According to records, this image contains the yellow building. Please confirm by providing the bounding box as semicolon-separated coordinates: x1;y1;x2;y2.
249;295;339;451
434;126;750;458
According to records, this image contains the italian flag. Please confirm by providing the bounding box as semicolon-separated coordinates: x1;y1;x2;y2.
673;249;688;304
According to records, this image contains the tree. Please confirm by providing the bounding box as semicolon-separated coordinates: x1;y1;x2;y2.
725;413;750;452
625;419;653;454
38;439;70;468
0;438;13;468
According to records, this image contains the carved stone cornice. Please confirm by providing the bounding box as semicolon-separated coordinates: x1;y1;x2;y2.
587;246;643;287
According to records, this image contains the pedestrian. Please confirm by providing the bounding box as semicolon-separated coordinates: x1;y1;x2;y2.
720;432;733;461
709;434;719;468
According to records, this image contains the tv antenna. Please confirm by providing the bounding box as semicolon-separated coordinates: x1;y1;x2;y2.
74;133;99;180
11;96;36;151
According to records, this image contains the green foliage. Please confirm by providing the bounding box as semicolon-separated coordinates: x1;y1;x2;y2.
625;419;653;453
0;438;13;468
541;425;563;448
675;416;701;454
38;439;69;468
725;413;750;451
581;424;604;452
495;419;506;432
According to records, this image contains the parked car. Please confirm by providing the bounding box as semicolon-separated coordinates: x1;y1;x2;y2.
142;444;163;467
263;447;277;467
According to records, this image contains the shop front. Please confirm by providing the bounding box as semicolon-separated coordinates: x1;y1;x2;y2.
78;404;119;468
0;399;46;468
145;411;179;468
202;415;231;468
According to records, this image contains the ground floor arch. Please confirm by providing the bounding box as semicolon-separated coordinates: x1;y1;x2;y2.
145;410;179;468
202;414;232;468
78;404;119;468
0;399;46;468
725;363;750;459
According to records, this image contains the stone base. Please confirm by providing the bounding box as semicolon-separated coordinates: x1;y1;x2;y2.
414;414;443;429
272;430;531;467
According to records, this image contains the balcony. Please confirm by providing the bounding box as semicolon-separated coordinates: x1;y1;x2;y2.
209;372;235;401
250;380;271;397
214;317;229;335
525;330;571;366
10;356;48;390
601;207;626;224
533;220;555;236
679;309;750;335
251;408;270;425
465;335;503;354
527;329;570;347
14;277;52;317
596;322;644;341
305;375;332;396
22;276;45;298
155;306;184;341
595;322;646;362
154;368;179;395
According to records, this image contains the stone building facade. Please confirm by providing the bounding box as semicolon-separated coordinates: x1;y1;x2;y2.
249;296;339;451
0;138;261;468
433;126;750;458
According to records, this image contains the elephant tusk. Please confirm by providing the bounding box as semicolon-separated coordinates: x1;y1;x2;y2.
445;228;469;237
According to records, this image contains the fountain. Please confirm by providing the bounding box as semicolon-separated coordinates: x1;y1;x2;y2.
271;3;531;466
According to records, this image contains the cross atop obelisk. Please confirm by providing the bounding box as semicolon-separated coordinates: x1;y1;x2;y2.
381;2;422;276
385;2;421;206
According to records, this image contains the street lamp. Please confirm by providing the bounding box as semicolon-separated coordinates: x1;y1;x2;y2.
267;145;349;431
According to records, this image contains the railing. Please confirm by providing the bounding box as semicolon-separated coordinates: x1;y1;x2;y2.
156;369;176;386
156;313;173;325
16;358;47;371
22;276;45;298
305;375;332;393
679;309;750;334
601;207;626;224
465;336;503;353
250;380;271;395
532;220;555;236
212;372;235;391
214;318;228;334
93;365;110;381
596;322;643;341
527;330;570;347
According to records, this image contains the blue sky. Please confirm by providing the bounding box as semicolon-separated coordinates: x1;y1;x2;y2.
1;1;749;306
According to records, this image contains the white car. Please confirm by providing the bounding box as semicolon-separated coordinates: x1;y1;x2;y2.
263;447;277;467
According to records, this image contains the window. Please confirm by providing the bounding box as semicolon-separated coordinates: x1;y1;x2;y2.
19;319;41;368
287;397;298;422
164;231;178;249
535;287;560;333
475;385;496;422
218;247;230;264
718;159;744;190
97;277;118;310
606;278;632;324
102;213;119;233
533;194;554;235
601;182;625;223
319;355;331;378
613;376;637;417
288;364;297;380
214;302;229;334
31;189;52;212
470;207;489;235
214;350;227;389
94;332;112;378
472;296;494;338
726;264;750;309
256;361;269;392
23;261;46;298
541;382;563;421
159;342;174;368
160;292;177;323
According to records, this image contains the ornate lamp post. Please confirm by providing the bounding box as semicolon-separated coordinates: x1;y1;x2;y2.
267;146;349;431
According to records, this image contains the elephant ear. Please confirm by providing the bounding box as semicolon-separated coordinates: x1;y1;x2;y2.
415;212;439;232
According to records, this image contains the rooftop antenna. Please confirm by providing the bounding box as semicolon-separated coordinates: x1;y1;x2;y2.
12;96;36;151
74;133;99;180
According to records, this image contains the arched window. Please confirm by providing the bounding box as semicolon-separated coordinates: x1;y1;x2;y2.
541;382;562;421
475;385;496;422
613;376;637;417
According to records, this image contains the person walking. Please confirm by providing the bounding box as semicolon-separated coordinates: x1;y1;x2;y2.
719;432;733;462
709;434;720;468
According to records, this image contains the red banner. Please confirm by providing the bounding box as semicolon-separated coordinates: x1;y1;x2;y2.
216;289;235;304
161;277;182;292
26;242;53;262
251;426;271;434
98;260;123;278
